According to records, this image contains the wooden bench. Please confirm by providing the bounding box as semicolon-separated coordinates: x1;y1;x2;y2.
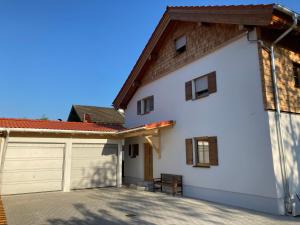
153;173;183;196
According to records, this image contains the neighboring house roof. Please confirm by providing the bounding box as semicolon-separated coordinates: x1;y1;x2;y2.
112;4;300;109
68;105;124;124
0;118;123;132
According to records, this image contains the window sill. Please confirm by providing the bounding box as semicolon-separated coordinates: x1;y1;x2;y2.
193;164;210;168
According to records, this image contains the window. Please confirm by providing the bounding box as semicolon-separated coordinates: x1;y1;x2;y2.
185;71;217;101
195;140;210;165
129;144;139;158
194;76;209;98
175;35;187;54
293;63;300;88
137;96;154;115
185;137;218;167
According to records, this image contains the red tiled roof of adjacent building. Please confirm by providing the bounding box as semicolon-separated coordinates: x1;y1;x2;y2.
0;118;123;132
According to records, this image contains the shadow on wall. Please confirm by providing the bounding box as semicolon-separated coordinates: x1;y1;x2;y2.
272;51;300;194
72;145;118;189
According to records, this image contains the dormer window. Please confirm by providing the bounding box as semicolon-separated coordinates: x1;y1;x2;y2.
175;35;187;54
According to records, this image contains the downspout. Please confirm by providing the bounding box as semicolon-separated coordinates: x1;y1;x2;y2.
268;6;298;214
0;130;10;194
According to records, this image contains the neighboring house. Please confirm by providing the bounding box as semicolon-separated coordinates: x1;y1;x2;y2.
113;4;300;215
68;105;124;125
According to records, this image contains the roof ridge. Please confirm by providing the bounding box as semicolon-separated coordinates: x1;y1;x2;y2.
73;105;115;109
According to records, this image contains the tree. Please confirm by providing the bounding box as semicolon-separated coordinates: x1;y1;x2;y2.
39;114;48;120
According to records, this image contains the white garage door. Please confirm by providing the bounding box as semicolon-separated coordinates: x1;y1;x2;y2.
1;143;64;195
71;143;118;189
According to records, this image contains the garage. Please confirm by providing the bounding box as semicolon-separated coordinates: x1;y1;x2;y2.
71;143;118;189
0;118;123;195
1;142;65;195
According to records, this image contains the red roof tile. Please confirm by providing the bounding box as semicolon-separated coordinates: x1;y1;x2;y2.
0;118;123;132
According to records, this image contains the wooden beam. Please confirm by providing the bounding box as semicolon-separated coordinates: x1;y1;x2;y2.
145;133;161;159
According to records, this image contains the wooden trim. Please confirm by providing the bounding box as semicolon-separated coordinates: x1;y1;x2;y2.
185;81;192;101
185;138;193;165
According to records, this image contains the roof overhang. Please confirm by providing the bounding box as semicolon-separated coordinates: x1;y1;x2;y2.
0;120;175;141
117;120;175;138
112;4;300;110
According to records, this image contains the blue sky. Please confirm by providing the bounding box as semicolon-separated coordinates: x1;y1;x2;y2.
0;0;299;120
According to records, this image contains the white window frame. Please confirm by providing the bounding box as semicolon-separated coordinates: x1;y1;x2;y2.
192;76;209;100
193;138;210;166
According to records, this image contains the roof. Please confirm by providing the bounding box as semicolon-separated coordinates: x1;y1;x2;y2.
68;105;124;124
112;4;300;109
0;118;174;135
0;118;123;133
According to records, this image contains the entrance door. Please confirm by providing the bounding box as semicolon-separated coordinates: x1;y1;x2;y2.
144;143;153;181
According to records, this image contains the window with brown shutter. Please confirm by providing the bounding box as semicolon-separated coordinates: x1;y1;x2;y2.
185;81;192;101
185;136;218;167
185;71;217;101
137;96;154;115
185;139;193;165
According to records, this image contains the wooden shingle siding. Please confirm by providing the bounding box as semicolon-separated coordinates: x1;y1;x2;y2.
141;22;243;86
259;43;300;113
185;138;193;165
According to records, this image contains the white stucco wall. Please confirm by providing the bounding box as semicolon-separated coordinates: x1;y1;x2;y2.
268;112;300;198
124;34;280;213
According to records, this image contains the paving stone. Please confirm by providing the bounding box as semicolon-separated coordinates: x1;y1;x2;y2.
2;188;300;225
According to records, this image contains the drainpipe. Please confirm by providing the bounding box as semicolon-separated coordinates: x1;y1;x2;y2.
269;5;298;214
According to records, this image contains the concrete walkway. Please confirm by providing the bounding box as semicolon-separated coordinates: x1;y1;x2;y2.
2;188;300;225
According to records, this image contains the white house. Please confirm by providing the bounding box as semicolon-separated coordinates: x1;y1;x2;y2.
113;4;300;215
0;3;299;217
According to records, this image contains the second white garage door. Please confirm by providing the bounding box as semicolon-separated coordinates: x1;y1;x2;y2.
71;143;118;189
1;142;64;195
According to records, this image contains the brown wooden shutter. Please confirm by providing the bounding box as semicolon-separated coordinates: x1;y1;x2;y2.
185;81;192;101
208;71;217;94
209;136;218;165
137;100;141;115
185;138;193;165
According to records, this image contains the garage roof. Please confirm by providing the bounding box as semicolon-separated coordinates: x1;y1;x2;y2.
0;118;124;133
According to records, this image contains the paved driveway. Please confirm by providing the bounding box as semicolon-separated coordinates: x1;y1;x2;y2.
3;188;300;225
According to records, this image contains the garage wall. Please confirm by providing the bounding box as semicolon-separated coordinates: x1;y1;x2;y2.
0;136;123;195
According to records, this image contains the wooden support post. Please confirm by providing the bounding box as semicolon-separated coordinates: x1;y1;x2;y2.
145;133;161;159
